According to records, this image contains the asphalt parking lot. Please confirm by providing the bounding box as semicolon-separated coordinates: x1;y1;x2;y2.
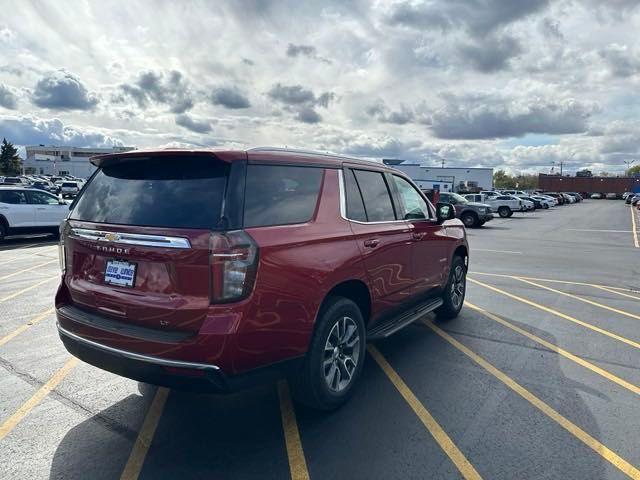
1;201;639;480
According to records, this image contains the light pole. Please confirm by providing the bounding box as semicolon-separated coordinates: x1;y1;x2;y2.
624;159;635;176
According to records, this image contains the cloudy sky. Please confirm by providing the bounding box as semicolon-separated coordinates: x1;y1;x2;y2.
1;0;639;174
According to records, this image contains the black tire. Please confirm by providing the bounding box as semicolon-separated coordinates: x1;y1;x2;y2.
506;211;514;217
436;256;466;320
291;297;366;410
543;204;549;209
460;211;478;228
497;206;511;218
0;223;6;242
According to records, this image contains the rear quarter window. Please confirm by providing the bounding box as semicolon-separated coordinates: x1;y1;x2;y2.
243;164;323;227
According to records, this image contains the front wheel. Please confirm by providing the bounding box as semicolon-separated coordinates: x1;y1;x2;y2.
461;212;478;228
0;223;6;242
291;297;366;410
497;206;511;218
436;256;467;320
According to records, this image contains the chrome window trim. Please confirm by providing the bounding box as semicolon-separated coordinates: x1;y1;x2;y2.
339;167;438;225
338;168;409;225
57;324;220;371
70;228;191;249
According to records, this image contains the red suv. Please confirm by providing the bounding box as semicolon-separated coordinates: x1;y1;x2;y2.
56;148;468;409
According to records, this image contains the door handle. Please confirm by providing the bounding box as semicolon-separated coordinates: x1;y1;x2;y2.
364;239;380;248
412;232;425;240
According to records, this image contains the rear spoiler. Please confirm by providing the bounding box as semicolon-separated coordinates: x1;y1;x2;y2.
90;150;246;168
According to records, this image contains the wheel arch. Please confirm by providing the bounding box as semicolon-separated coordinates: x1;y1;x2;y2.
318;279;372;327
0;214;9;231
453;244;468;270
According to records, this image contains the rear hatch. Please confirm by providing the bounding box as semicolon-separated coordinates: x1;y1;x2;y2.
63;153;232;333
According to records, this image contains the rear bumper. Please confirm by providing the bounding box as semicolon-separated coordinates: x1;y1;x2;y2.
58;322;229;391
58;322;294;392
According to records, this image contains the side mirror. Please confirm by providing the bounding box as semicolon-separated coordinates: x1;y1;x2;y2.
436;202;456;224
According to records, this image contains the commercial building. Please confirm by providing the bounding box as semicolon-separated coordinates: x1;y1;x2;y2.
538;174;640;195
23;145;135;178
382;160;493;193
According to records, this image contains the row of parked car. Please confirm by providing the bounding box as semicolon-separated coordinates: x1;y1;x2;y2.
623;192;640;205
434;190;582;228
0;174;85;198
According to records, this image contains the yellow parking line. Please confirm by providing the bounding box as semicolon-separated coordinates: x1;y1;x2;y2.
368;345;483;480
0;357;79;440
0;307;55;347
631;206;639;248
0;257;25;266
0;259;57;282
120;387;170;480
465;302;640;395
0;276;58;304
471;272;640;295
594;285;640;302
277;381;310;480
423;320;640;479
468;278;640;350
513;277;640;321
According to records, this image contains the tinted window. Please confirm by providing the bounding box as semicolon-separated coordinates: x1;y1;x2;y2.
27;191;59;205
497;196;511;200
353;170;396;222
62;182;77;187
392;175;429;220
70;156;229;229
0;190;27;204
244;165;323;227
345;169;367;222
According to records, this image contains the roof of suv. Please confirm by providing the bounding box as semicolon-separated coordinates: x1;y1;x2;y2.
90;147;388;170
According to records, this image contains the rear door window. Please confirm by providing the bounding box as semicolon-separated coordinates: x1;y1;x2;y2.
243;165;323;227
0;190;27;204
70;156;229;229
353;170;396;222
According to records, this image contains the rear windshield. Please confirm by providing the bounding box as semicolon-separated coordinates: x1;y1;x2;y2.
70;156;229;229
62;182;77;187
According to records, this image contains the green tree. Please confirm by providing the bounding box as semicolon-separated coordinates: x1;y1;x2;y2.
0;138;22;176
493;169;514;189
628;165;640;176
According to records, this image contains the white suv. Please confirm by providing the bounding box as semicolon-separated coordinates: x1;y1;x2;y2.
59;181;81;198
0;187;69;240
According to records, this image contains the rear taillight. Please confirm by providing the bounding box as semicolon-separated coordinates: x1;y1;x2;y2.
58;220;67;273
209;230;258;303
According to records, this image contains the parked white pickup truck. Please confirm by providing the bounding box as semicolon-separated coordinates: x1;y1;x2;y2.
464;193;522;218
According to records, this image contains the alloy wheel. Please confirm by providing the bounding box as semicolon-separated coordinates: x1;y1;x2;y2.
451;265;466;309
323;316;360;392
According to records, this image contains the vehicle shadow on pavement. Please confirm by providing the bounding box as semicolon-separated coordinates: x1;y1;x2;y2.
49;391;154;480
50;383;290;480
0;236;57;251
372;312;609;479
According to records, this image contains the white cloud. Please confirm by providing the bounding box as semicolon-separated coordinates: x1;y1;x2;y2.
0;0;638;173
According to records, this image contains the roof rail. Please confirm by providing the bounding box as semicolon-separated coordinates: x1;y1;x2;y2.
247;146;374;163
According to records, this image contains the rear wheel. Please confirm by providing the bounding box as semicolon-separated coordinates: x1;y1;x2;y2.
497;206;511;218
0;223;6;241
291;297;366;410
436;256;466;320
460;212;478;228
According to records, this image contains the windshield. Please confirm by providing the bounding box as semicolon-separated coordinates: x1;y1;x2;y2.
448;192;468;204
